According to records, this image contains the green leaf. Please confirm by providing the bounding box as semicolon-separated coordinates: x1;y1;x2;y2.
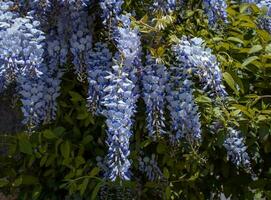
163;167;170;179
165;186;171;200
53;127;66;137
227;37;244;44
157;47;165;56
89;167;100;177
60;141;70;159
43;130;57;139
248;45;263;54
157;143;166;154
240;4;250;13
140;139;152;148
195;96;212;104
241;56;259;68
69;91;83;102
80;178;89;196
21;175;38;185
0;178;9;187
82;135;93;145
266;43;271;53
232;104;253;118
19;139;33;155
91;182;103;200
228;71;245;94
223;72;239;95
40;154;48;167
75;156;85;168
32;186;42;200
13;176;22;187
77;112;89;120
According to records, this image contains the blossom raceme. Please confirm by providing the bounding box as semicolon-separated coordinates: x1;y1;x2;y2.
142;55;168;137
203;0;228;27
101;13;140;181
114;14;141;99
257;0;271;33
101;64;136;181
172;36;227;98
166;66;201;142
1;15;46;126
151;0;177;13
99;0;124;25
223;128;251;169
138;154;164;181
87;42;112;114
114;14;141;72
18;75;46;126
0;1;17;92
172;37;251;168
68;1;93;80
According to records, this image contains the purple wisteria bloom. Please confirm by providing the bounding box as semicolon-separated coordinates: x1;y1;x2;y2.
203;0;228;27
224;128;251;169
172;36;227;98
87;42;112;114
142;55;168;137
101;14;141;181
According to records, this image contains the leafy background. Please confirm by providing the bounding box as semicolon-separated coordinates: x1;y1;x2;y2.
1;1;271;199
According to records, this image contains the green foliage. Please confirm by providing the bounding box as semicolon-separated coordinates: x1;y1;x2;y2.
1;1;271;200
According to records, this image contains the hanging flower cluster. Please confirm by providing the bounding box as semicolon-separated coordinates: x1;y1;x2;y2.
172;36;250;168
99;13;141;181
99;0;124;25
87;42;112;114
166;66;202;142
203;0;228;26
224;128;251;169
68;1;93;79
150;0;177;13
138;154;164;181
172;36;227;98
142;55;168;137
101;63;136;181
257;0;271;33
0;2;46;126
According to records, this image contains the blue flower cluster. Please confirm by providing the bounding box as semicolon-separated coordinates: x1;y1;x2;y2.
18;76;46;126
166;67;202;142
101;64;136;181
100;0;124;25
203;0;228;26
257;0;271;33
101;13;140;181
0;1;70;127
172;37;250;168
0;2;46;126
87;42;112;114
142;55;168;137
223;128;251;169
42;72;62;124
116;14;142;101
68;1;92;80
0;1;16;92
172;36;227;98
114;14;141;74
138;154;163;181
151;0;177;13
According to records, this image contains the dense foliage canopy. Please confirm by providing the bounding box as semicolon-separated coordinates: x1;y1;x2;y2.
0;0;271;199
